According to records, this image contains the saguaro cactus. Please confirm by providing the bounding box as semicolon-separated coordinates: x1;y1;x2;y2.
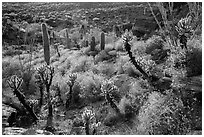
41;23;50;65
65;28;71;49
90;36;96;51
100;32;105;50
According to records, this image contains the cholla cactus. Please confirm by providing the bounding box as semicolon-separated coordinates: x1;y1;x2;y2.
66;73;77;109
67;73;77;87
122;32;149;79
7;75;23;90
36;65;54;87
135;56;157;76
122;32;160;84
7;75;38;121
82;108;95;135
36;65;55;129
175;16;193;49
35;73;44;109
101;79;121;115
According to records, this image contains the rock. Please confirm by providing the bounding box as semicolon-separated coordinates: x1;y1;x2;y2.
107;50;117;56
70;127;85;135
88;51;98;57
22;129;53;135
95;50;112;63
185;76;202;93
187;130;202;135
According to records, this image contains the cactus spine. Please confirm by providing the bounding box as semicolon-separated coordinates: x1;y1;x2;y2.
90;36;96;51
42;23;50;65
100;32;105;50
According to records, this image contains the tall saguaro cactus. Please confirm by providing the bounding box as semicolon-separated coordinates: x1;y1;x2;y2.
41;23;50;65
100;32;105;50
65;28;71;49
90;36;96;51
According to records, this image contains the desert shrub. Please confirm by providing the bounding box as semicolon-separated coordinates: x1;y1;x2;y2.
117;79;150;121
137;91;191;135
93;62;116;77
118;96;136;120
70;56;94;73
2;61;21;89
3;49;23;57
78;72;105;103
145;36;164;54
20;69;38;96
131;40;147;56
2;61;22;80
110;74;134;101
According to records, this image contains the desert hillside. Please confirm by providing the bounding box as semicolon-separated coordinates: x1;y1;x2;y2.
2;2;202;135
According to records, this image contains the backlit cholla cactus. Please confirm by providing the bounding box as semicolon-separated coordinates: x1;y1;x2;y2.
82;108;96;135
122;31;160;84
36;65;55;130
175;16;193;49
135;56;156;76
101;79;121;115
7;75;38;121
122;31;149;79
